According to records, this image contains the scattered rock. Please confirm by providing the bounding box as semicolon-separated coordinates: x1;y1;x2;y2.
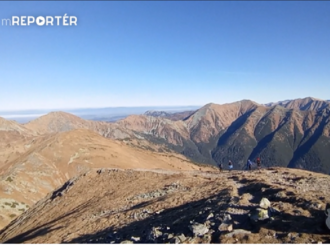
148;227;163;241
218;214;233;232
219;223;233;232
177;234;187;242
156;209;164;214
131;236;140;242
260;198;271;209
174;237;181;244
120;240;133;244
206;213;214;220
223;213;232;222
189;223;209;236
275;191;286;198
201;232;213;243
204;220;211;228
310;202;323;210
167;233;174;239
224;229;251;238
250;208;269;222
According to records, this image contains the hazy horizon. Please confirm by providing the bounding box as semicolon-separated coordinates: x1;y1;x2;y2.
0;96;329;113
0;105;201;123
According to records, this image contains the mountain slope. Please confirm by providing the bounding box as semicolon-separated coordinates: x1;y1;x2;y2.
115;101;330;173
144;110;195;121
0;129;209;229
0;167;329;244
0;118;37;169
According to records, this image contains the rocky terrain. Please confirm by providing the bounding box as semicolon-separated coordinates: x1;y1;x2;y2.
0;167;329;244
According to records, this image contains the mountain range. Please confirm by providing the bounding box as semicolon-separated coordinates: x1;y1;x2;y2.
2;97;330;174
0;96;330;242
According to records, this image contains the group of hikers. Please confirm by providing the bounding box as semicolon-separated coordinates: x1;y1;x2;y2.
217;157;261;172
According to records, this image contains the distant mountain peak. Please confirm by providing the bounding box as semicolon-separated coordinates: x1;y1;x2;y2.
24;111;88;134
144;110;195;121
0;116;32;133
265;97;329;112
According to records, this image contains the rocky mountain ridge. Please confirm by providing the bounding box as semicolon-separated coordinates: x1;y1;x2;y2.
2;97;330;174
0;167;329;244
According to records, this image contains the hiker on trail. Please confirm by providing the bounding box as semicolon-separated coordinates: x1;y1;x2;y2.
247;159;253;170
228;160;233;172
256;157;261;170
218;162;223;172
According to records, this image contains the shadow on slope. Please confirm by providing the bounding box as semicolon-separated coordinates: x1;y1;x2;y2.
1;197;96;243
288;113;329;172
64;179;328;244
64;188;233;244
2;174;329;244
215;109;255;147
230;176;329;238
249;111;292;164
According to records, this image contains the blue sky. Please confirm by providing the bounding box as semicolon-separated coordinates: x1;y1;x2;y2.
0;1;329;110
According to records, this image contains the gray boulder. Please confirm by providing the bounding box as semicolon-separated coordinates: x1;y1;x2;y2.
224;229;251;238
218;214;233;232
259;198;271;209
189;223;209;237
250;208;270;222
148;227;163;241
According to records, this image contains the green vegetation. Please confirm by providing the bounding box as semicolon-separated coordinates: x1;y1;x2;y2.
11;202;19;208
6;177;13;182
8;214;16;218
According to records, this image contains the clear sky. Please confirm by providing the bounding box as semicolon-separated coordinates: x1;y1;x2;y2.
0;1;329;110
